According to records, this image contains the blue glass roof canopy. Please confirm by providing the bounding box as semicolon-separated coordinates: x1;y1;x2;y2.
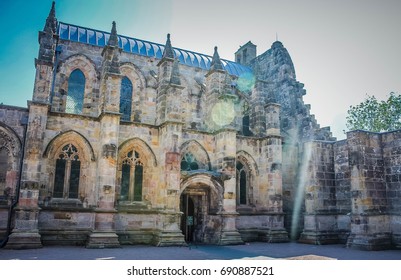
58;22;252;77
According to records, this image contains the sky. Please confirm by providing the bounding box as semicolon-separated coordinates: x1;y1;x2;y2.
0;0;400;139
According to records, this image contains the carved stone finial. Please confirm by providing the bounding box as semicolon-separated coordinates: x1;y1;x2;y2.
162;33;175;59
44;1;57;34
209;46;224;72
107;21;119;47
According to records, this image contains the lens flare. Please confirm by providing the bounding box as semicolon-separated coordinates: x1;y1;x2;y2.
237;72;256;93
291;142;313;240
211;100;235;127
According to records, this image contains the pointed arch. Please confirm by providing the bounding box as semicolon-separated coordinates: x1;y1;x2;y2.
117;138;157;202
180;173;224;213
180;140;211;171
44;130;95;200
0;122;22;197
55;54;98;115
120;63;147;122
236;150;259;176
118;137;158;168
236;150;259;206
119;62;146;89
0;122;22;156
59;54;98;81
43;130;96;162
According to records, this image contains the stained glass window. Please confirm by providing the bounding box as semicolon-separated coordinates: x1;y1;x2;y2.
121;150;143;201
242;102;252;136
53;144;80;199
181;153;200;171
120;77;133;121
66;69;85;114
236;161;247;205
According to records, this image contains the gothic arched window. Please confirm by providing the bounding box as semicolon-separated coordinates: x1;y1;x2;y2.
0;149;8;189
242;101;252;136
66;69;85;114
120;76;133;121
121;150;143;201
236;161;247;205
180;153;200;171
53;144;81;199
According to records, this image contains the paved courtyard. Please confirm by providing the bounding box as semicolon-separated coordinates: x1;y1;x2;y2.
1;242;400;260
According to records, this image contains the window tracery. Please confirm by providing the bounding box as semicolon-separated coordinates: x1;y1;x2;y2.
236;161;248;205
121;150;143;201
180;152;201;171
53;144;81;199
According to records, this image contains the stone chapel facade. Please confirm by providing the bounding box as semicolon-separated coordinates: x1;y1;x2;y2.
0;3;400;250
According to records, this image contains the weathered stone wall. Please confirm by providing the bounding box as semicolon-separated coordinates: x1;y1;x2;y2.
346;131;390;250
333;139;351;242
382;130;401;248
7;3;401;250
0;105;28;240
299;141;339;244
53;40;224;132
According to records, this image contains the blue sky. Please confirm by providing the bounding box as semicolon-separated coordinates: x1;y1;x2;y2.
0;0;400;139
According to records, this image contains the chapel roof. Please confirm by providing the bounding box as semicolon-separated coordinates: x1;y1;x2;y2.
58;22;252;77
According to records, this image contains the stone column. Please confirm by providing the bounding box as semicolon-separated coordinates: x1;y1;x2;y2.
215;128;243;245
5;102;49;249
154;122;185;246
86;22;122;248
346;131;390;250
382;131;401;248
261;103;288;242
299;141;338;245
86;113;120;248
5;189;42;249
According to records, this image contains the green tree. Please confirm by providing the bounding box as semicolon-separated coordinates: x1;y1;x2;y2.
346;92;401;132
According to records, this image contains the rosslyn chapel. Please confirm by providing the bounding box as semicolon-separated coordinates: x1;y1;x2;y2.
0;2;400;250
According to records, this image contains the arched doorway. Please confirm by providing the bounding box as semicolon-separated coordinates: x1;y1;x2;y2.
180;186;209;244
179;174;224;244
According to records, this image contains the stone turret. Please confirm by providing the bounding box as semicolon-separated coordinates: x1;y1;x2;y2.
33;1;58;104
5;1;60;249
235;41;256;66
205;47;236;131
156;34;184;124
100;21;121;113
38;1;57;63
101;21;121;76
86;21;122;249
209;46;225;72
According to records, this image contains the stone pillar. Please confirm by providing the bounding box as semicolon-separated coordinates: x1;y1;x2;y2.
154;123;185;246
87;25;121;248
7;2;58;248
250;81;267;136
86;113;120;248
299;141;338;245
382;131;401;248
5;102;49;248
5;189;42;249
346;131;391;250
261;103;288;242
333;140;352;243
215;129;243;245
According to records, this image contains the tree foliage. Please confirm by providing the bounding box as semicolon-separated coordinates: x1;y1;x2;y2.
346;92;401;132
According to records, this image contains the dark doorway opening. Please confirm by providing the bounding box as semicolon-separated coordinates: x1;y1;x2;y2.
180;194;195;243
